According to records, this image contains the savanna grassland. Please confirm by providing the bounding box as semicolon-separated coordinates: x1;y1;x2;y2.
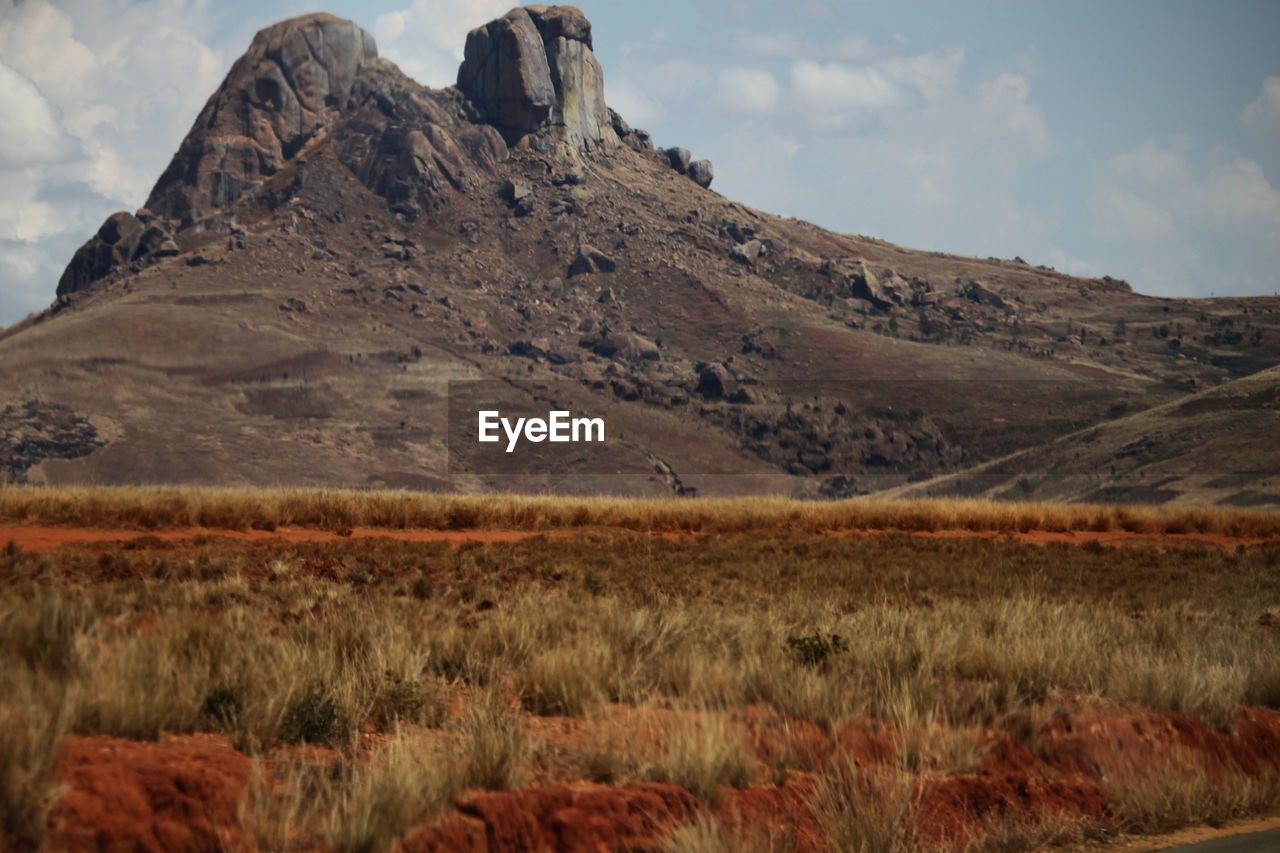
2;488;1279;852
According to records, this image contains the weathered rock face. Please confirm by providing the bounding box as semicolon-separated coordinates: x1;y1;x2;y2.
457;6;618;151
57;12;517;294
148;13;378;227
56;210;181;297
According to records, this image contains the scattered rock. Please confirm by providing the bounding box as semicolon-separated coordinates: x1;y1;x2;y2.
848;263;905;309
580;330;659;361
568;245;616;277
695;363;736;400
731;240;764;265
609;107;653;151
959;279;1016;313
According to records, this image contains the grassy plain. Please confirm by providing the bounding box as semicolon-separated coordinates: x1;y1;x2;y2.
1;488;1279;851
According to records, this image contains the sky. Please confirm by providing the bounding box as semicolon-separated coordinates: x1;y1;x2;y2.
2;0;1278;326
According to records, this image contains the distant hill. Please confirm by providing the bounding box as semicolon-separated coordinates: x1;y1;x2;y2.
890;362;1280;508
2;7;1278;501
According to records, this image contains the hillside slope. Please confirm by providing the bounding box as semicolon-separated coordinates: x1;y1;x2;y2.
890;362;1280;507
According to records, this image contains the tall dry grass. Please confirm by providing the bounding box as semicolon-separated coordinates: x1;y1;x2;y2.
241;733;461;853
2;521;1279;848
1;485;1277;537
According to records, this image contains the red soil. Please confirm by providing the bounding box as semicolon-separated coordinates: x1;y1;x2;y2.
43;708;1280;852
402;783;700;852
50;734;252;853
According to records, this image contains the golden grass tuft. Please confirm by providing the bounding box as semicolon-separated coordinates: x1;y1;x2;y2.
645;716;756;803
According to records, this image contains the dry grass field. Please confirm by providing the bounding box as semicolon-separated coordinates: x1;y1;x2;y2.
2;488;1279;851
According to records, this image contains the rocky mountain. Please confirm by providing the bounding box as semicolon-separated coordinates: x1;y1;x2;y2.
3;7;1279;502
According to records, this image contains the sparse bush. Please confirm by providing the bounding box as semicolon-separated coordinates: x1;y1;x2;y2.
281;686;350;747
369;672;445;730
326;737;462;853
0;696;66;851
201;685;243;728
1103;747;1280;834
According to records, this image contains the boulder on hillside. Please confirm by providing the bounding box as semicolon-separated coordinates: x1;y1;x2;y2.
663;147;692;174
57;212;145;296
687;159;714;189
695;363;736;400
960;279;1016;313
848;263;891;308
568;245;616;277
579;330;659;361
730;239;764;265
57;210;184;297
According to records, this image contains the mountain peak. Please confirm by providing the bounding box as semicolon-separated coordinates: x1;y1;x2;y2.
457;5;615;151
147;13;379;227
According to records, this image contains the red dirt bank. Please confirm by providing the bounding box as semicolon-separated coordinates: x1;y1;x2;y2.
45;708;1280;852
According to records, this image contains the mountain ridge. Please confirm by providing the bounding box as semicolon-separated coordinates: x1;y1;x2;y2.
3;8;1278;504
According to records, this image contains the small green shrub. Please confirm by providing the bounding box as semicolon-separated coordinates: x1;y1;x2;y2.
201;686;242;728
281;686;349;746
786;632;847;667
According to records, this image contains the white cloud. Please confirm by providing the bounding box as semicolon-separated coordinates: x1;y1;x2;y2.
0;61;77;169
717;67;781;114
375;0;520;88
879;46;964;103
1243;76;1280;137
790;60;902;116
1088;185;1174;242
0;169;64;243
734;31;882;63
641;59;715;101
1088;141;1280;295
607;75;668;127
1095;142;1280;240
0;0;225;322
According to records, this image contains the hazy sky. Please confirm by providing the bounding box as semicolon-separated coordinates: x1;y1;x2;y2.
2;0;1278;326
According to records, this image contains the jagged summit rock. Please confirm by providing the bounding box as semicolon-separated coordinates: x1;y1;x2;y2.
54;7;714;298
151;13;379;228
457;5;617;151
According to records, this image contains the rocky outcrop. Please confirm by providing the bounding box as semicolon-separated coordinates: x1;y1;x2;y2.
148;13;378;227
330;69;508;221
57;12;517;293
579;329;659;361
457;6;618;151
56;210;180;297
609;108;653;151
